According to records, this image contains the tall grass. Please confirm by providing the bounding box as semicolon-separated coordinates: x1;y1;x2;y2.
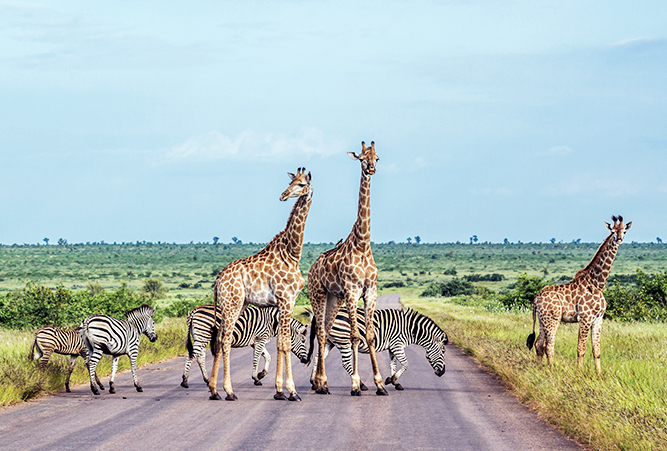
0;317;186;406
403;292;667;451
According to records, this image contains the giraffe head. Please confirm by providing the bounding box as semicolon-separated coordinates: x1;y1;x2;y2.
348;141;379;176
605;215;632;244
280;167;312;201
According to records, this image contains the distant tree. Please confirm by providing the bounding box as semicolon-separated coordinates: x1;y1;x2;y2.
414;236;421;244
213;236;219;245
407;237;412;244
87;281;105;296
550;238;556;244
57;238;67;247
43;238;49;245
503;238;509;245
387;240;395;245
231;237;242;244
141;278;169;300
658;237;663;244
470;235;478;244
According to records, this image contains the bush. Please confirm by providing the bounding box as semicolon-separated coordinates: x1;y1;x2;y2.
383;281;406;289
421;278;475;298
161;298;206;318
605;270;667;321
464;273;504;282
498;274;547;310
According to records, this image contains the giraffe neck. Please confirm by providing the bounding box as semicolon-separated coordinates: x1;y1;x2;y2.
578;234;620;289
352;171;372;250
281;189;313;262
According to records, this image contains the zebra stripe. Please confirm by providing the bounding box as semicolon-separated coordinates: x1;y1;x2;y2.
308;308;447;390
181;305;308;388
31;326;104;393
80;304;157;395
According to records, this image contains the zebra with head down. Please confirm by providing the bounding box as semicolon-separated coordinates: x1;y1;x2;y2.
308;307;447;390
181;305;309;388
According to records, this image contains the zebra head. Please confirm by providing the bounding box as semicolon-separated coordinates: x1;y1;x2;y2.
127;305;158;343
424;335;447;377
290;320;309;364
409;309;448;377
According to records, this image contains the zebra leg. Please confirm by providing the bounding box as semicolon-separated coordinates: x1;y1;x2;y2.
87;349;103;395
259;346;271;380
181;355;194;388
109;356;120;394
389;347;409;390
129;351;143;392
38;349;53;370
364;288;388;396
252;341;268;385
65;355;77;393
81;351;104;390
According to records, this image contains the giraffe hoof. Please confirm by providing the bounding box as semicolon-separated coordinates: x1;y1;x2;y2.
225;394;238;401
376;387;389;396
360;382;368;391
394;383;404;391
315;387;330;395
209;393;223;401
254;379;262;386
288;394;302;402
274;392;287;401
351;389;362;397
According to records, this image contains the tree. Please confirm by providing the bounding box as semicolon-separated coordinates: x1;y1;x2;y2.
414;236;421;244
141;278;169;300
213;236;219;245
231;237;242;244
470;235;478;244
43;238;49;245
503;238;509;245
658;237;663;244
57;238;67;247
406;237;412;244
550;238;556;244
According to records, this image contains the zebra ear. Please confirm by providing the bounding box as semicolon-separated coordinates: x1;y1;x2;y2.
149;307;156;316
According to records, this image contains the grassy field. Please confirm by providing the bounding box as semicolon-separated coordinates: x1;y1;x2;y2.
402;290;667;451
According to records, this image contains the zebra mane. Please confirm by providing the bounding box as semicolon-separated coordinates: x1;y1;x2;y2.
126;304;155;319
404;308;448;343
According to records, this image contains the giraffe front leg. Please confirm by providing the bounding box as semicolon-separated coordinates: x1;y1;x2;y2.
577;319;592;371
345;293;363;396
365;290;388;396
591;315;604;375
274;308;300;401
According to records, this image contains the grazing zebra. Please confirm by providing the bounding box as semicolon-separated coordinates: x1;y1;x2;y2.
181;305;309;388
308;307;448;390
80;304;158;395
31;326;104;393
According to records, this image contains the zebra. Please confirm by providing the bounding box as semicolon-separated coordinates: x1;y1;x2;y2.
79;304;158;395
307;307;448;390
31;325;104;393
181;305;309;388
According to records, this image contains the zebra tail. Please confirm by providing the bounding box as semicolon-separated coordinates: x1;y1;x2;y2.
305;312;317;366
526;301;537;350
185;311;195;359
30;336;42;361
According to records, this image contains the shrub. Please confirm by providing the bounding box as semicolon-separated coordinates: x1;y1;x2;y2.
463;273;504;282
605;270;667;321
498;274;547;310
421;278;475;298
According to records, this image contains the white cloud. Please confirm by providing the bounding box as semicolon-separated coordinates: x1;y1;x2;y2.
543;177;637;198
162;128;345;163
544;145;572;156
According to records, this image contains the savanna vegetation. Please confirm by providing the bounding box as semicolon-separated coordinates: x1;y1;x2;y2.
1;241;666;449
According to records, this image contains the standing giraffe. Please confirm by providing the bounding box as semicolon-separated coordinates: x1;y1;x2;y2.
308;141;388;396
208;168;313;401
527;215;631;374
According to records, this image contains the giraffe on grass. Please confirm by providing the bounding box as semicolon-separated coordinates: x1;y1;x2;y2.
207;168;313;401
308;141;388;396
527;215;632;374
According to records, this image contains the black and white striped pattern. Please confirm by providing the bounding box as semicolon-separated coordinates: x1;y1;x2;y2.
308;308;447;390
80;305;158;395
181;305;308;388
31;326;104;393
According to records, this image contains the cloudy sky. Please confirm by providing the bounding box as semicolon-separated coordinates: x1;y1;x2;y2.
1;1;665;245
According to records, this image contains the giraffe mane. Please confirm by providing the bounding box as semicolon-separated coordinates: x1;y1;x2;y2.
574;232;615;279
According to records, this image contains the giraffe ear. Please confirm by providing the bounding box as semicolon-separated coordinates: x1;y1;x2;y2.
624;221;632;231
288;172;296;180
605;222;613;232
306;171;312;183
348;152;361;160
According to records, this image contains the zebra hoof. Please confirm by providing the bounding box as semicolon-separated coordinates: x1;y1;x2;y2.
109;387;116;394
92;389;100;396
315;387;330;395
209;393;223;401
351;389;362;396
135;386;143;393
376;387;389;396
65;385;71;393
180;381;189;389
257;370;267;380
394;383;404;391
99;384;105;391
274;392;287;401
225;394;238;401
254;379;262;386
360;382;368;391
288;393;302;402
385;376;393;385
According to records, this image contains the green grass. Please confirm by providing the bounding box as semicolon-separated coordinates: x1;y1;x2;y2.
402;290;667;451
0;317;186;406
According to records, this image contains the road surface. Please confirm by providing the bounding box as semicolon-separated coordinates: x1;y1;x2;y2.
0;294;581;450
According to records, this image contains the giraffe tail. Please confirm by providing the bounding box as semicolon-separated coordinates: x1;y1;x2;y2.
526;301;537;350
305;309;317;366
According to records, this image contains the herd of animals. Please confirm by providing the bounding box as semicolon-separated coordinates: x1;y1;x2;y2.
29;141;632;400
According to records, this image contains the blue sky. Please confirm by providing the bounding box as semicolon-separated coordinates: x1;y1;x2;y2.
1;1;665;245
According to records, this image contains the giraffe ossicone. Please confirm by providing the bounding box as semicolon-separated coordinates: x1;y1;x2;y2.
207;167;313;401
527;215;631;374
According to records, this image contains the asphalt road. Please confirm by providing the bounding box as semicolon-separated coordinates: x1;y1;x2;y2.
0;294;582;451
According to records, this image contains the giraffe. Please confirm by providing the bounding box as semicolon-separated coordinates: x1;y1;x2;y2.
527;215;632;374
207;168;313;401
308;141;388;396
